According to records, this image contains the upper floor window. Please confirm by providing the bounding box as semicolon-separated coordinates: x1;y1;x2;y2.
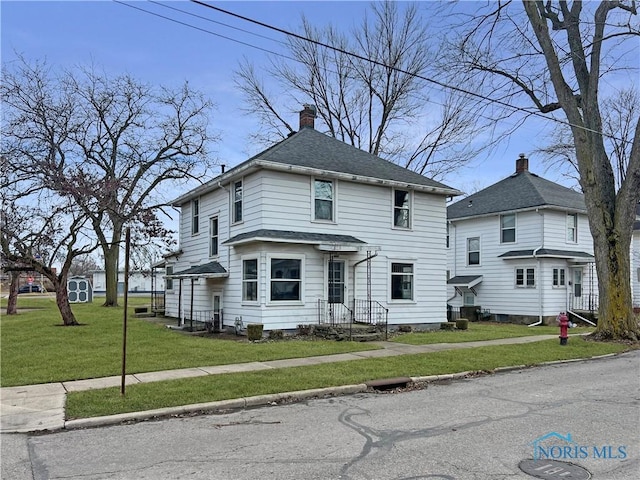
391;262;414;300
191;198;200;235
393;189;411;228
314;179;334;221
446;223;450;248
553;268;566;287
270;258;302;302
467;237;480;265
242;258;258;302
567;213;577;242
233;181;243;223
165;265;173;290
209;217;219;257
501;213;516;243
516;267;536;287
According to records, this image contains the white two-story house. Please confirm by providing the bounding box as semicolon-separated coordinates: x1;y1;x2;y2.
163;105;460;332
447;155;597;325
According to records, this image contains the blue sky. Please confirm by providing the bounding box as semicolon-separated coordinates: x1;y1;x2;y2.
2;0;574;196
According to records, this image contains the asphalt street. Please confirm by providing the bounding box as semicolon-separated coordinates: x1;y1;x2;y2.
2;350;639;480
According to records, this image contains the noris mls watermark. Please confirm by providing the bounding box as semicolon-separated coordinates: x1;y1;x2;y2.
529;432;627;461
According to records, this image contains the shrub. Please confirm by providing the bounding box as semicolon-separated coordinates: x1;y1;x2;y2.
398;325;412;333
247;324;264;341
297;324;313;336
441;322;456;331
456;318;469;330
268;329;284;340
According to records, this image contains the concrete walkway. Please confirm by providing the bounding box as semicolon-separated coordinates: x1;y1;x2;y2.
1;334;564;433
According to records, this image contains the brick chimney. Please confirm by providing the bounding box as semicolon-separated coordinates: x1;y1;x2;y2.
516;153;529;173
299;104;317;129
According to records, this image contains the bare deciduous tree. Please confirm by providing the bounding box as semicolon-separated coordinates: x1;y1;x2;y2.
1;58;217;307
235;1;488;180
450;1;640;340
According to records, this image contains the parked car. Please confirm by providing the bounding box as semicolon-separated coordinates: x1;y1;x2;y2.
18;285;42;294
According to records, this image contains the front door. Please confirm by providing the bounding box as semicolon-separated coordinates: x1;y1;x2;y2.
572;268;583;309
328;260;345;304
212;292;223;331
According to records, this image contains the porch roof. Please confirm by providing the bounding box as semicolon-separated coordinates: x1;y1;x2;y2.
223;229;366;250
447;275;483;288
498;249;594;261
169;261;228;278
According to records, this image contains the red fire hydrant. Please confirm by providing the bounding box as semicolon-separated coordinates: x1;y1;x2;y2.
558;312;569;345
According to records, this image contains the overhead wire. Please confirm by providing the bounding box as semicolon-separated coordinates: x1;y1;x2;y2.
190;0;628;143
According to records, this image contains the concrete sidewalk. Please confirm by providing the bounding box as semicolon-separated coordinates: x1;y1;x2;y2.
1;334;563;434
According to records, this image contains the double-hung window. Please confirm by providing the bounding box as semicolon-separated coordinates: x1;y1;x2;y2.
270;258;302;301
165;265;173;290
553;268;566;287
391;263;414;300
393;189;411;228
516;267;536;287
314;179;333;221
233;181;243;223
501;213;516;243
567;213;577;242
209;217;218;257
242;258;258;302
467;237;480;265
191;198;199;235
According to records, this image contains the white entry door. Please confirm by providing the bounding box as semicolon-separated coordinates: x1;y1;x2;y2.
328;260;346;304
212;292;223;330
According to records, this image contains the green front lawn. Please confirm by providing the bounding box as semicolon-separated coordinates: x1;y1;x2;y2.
0;297;377;387
392;322;594;345
66;338;630;419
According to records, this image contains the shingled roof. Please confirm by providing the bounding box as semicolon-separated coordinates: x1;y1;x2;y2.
447;156;586;220
172;115;459;205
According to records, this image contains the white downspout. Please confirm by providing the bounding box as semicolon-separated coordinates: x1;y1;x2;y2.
528;209;544;327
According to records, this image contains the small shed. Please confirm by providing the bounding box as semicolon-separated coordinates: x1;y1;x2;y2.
67;276;93;303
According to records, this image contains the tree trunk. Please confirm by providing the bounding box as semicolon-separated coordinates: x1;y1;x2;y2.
6;271;19;315
55;279;79;326
591;219;638;341
102;244;120;307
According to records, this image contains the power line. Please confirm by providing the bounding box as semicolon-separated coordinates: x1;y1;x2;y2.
190;0;625;143
112;0;295;61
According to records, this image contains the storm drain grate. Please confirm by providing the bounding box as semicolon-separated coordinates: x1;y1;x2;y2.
519;459;591;479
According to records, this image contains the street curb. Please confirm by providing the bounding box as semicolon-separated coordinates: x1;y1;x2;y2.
64;384;367;431
61;352;630;432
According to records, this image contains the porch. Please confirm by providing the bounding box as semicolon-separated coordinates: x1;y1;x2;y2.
317;299;389;340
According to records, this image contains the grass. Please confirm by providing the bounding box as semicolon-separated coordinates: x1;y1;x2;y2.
65;338;632;419
0;296;377;387
392;322;595;345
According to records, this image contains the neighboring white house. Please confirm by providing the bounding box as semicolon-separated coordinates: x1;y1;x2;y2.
92;269;165;294
446;155;597;325
163;105;460;332
632;202;640;309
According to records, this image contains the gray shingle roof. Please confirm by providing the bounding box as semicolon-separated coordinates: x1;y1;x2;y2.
498;249;594;259
171;261;227;277
224;229;365;246
173;128;459;205
447;171;586;220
